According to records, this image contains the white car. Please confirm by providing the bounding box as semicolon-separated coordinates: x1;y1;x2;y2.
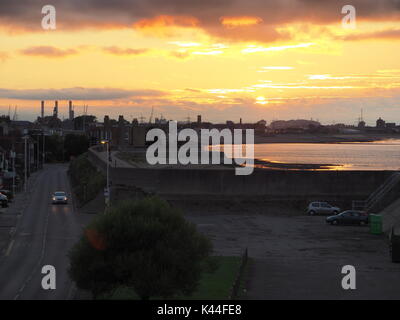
52;191;68;204
0;193;8;208
307;202;340;216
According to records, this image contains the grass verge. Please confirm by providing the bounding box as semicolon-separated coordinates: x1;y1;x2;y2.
106;256;242;300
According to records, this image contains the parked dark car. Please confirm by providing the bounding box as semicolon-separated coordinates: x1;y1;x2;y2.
326;210;369;226
390;227;400;263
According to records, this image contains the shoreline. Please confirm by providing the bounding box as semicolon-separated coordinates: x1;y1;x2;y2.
254;133;400;144
253;159;341;171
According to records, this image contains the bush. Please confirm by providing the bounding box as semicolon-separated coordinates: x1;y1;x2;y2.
68;153;106;204
68;197;213;299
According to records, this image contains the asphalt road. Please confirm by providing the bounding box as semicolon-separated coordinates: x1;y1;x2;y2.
0;164;87;300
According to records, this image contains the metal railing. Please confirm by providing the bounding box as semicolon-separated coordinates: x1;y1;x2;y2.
352;172;400;212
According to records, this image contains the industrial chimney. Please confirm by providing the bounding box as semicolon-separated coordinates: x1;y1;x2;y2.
68;101;74;121
53;100;58;118
41;101;44;118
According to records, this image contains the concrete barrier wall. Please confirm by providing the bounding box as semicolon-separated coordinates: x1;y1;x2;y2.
88;149;395;200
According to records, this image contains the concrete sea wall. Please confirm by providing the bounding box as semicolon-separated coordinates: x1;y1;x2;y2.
88;149;397;202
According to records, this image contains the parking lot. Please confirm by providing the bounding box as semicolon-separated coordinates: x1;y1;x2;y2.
186;212;400;300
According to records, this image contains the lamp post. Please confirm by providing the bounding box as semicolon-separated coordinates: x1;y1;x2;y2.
101;140;110;206
42;132;45;167
22;136;28;192
10;150;15;196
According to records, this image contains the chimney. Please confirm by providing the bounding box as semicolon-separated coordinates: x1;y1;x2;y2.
53;100;58;118
41;101;44;118
197;115;202;124
68;101;74;121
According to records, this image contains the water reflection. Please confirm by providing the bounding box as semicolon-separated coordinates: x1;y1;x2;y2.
211;139;400;171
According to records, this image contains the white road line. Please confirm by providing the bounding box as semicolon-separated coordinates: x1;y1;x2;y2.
5;239;15;256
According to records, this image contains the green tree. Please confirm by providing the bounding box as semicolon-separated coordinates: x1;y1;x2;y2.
64;134;89;159
68;153;105;204
45;134;64;162
73;115;97;131
68;197;213;300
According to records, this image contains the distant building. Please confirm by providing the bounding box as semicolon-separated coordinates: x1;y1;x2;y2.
358;120;366;129
270;119;320;131
376;117;386;128
129;126;147;148
226;121;234;128
255;120;267;135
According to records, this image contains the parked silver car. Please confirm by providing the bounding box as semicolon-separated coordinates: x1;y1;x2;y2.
307;202;340;216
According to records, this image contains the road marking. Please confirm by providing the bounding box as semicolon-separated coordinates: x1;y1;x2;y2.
5;239;15;256
9;227;15;237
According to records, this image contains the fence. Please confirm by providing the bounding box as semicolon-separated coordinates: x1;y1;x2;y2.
230;248;249;300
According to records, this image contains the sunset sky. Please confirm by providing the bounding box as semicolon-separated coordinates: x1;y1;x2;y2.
1;0;400;125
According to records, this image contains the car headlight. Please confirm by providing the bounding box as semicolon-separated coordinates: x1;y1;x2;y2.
64;197;67;201
52;197;56;201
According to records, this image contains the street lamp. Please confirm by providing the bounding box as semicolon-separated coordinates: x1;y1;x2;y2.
10;150;16;196
22;136;29;192
101;140;110;207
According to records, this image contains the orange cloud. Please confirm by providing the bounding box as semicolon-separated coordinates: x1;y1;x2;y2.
220;16;263;28
0;51;9;62
103;47;150;56
133;15;199;37
20;46;78;58
338;28;400;41
169;50;191;59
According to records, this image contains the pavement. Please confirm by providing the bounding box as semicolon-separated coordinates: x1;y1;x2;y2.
95;149;135;168
0;164;93;300
186;212;400;300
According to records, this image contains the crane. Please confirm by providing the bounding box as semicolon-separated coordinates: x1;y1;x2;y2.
149;106;154;124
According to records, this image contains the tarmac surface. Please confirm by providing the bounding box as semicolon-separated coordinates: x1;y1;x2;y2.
187;212;400;300
1;164;399;300
0;164;92;300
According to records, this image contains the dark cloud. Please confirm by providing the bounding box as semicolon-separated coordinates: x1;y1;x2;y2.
0;87;166;100
0;1;400;42
20;46;78;57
